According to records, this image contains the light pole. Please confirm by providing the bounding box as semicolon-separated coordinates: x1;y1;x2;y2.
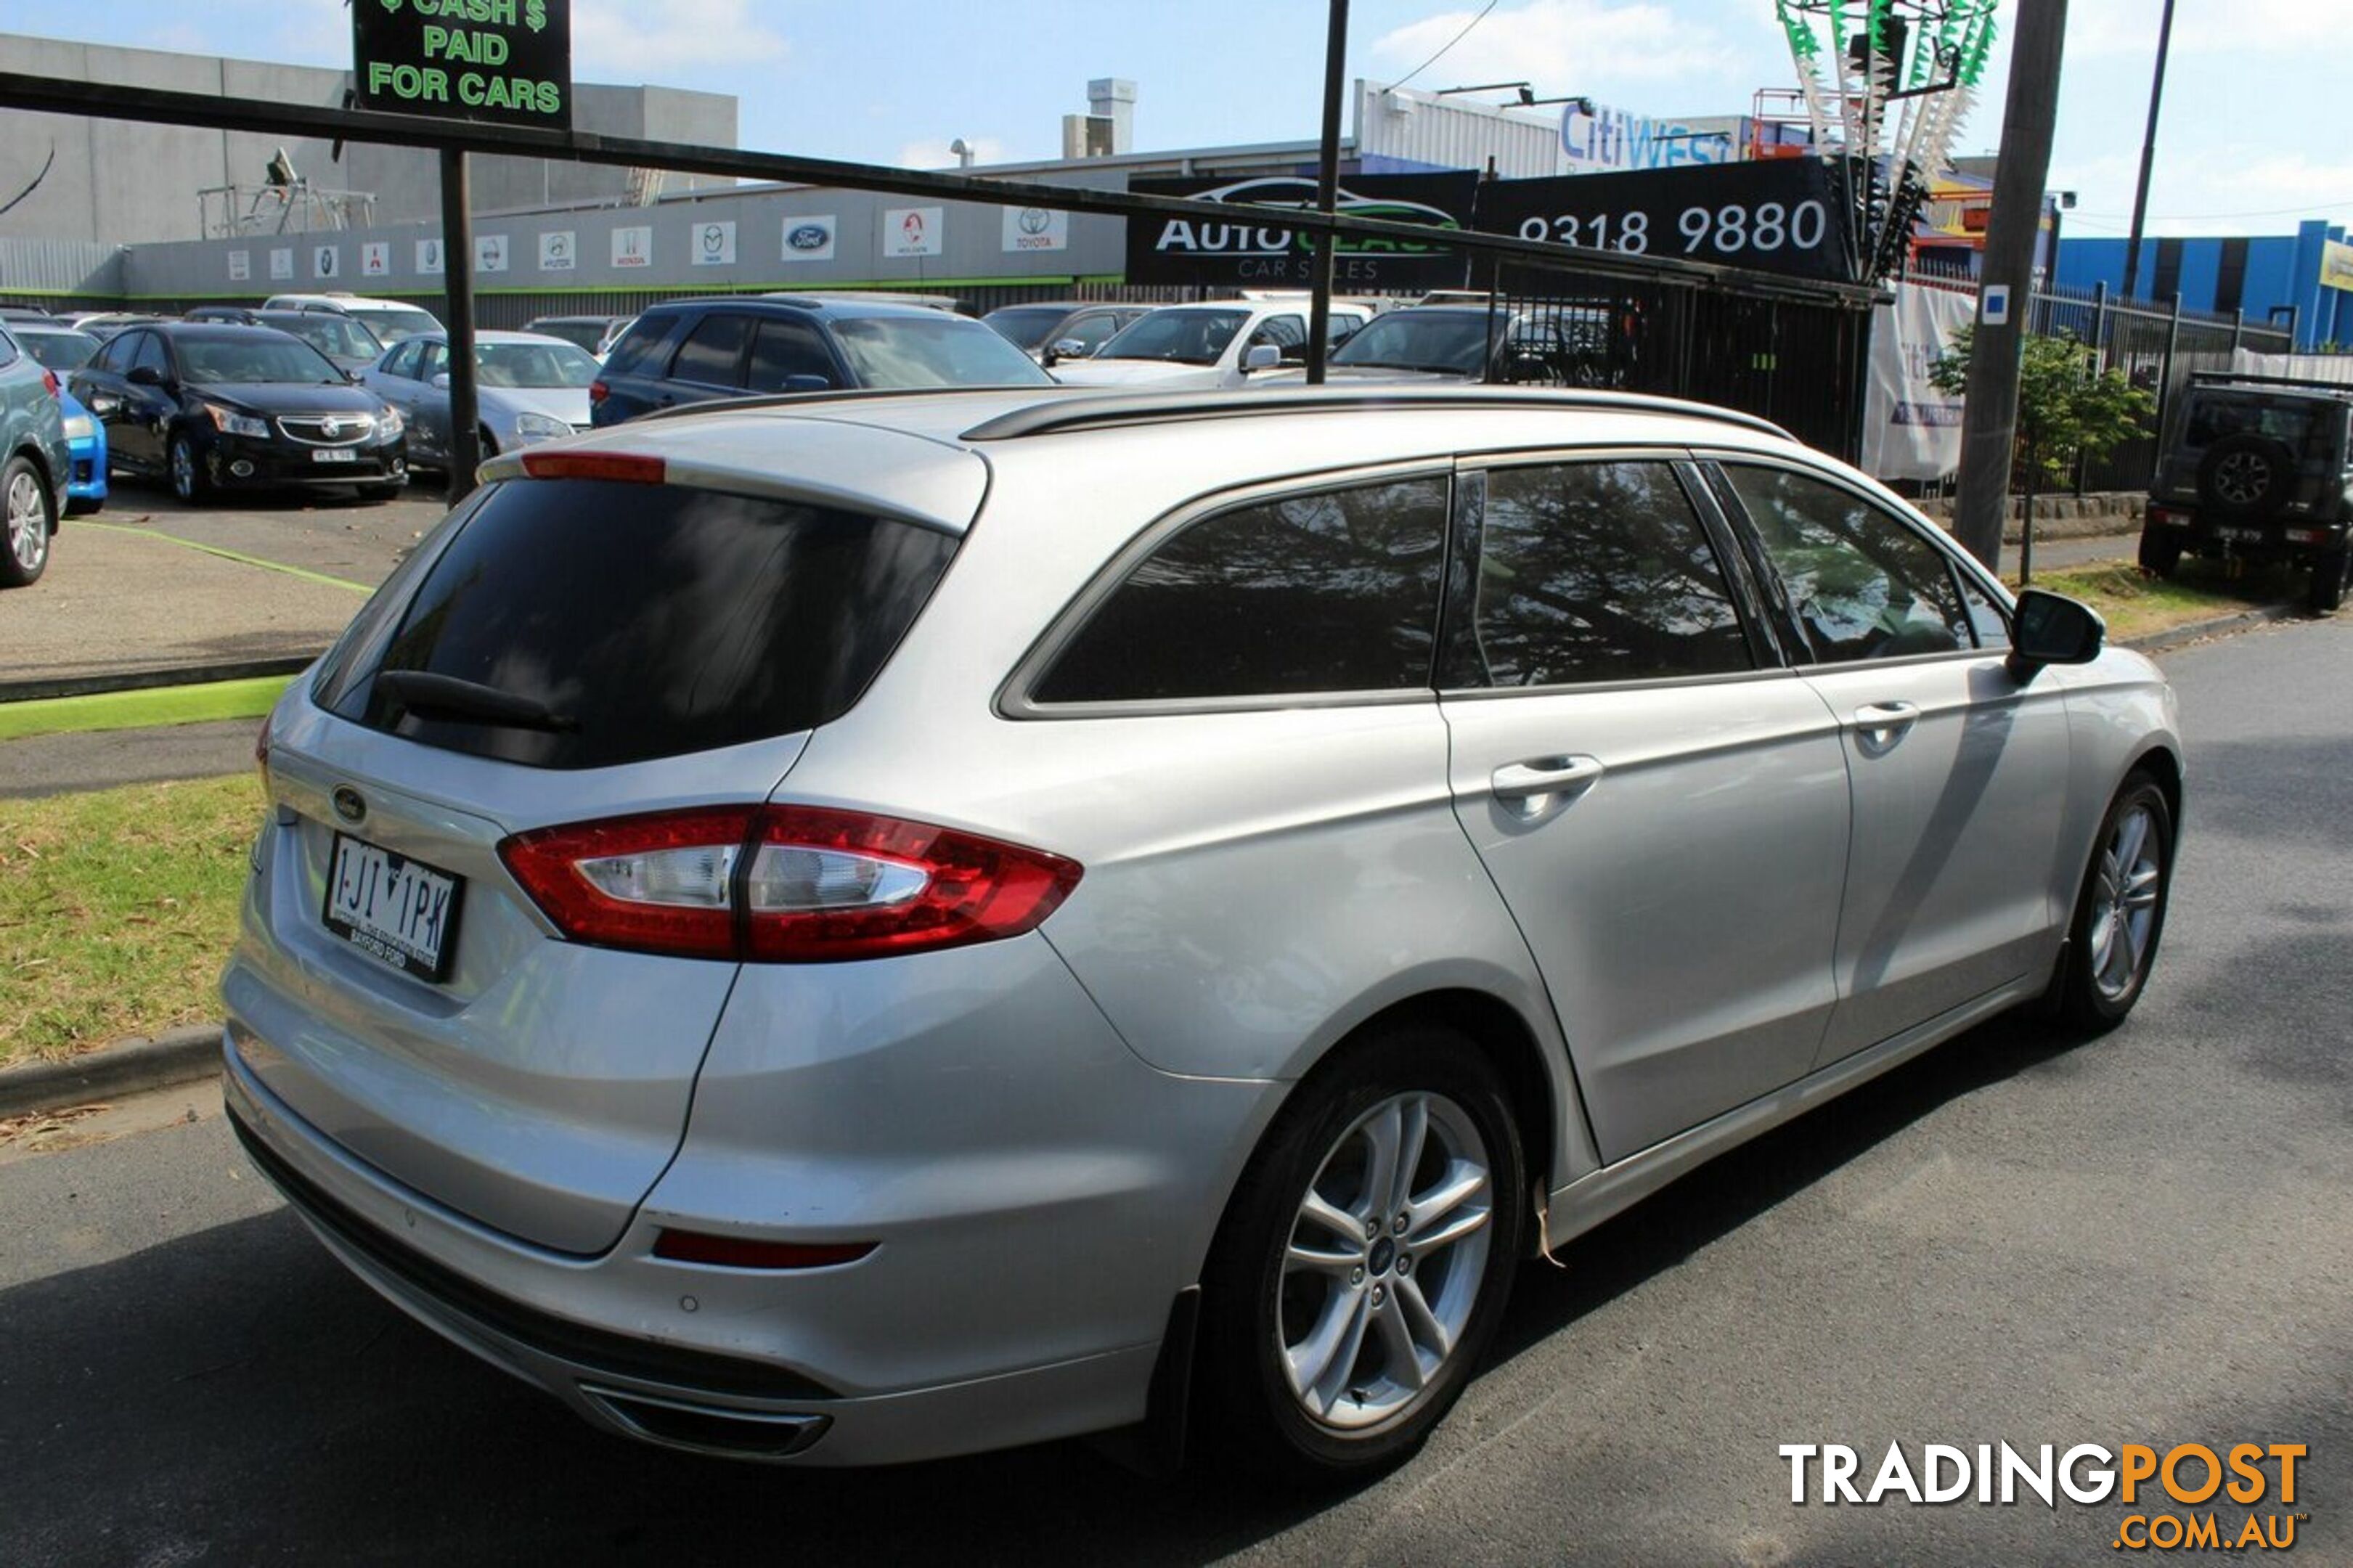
2121;0;2177;300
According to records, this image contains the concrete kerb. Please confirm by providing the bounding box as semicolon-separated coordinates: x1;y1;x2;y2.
0;601;2308;1123
0;1025;221;1119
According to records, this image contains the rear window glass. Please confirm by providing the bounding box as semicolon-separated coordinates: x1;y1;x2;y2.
2184;396;2333;460
329;479;958;769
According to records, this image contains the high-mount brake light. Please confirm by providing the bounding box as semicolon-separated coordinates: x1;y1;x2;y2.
499;806;1081;963
518;450;665;484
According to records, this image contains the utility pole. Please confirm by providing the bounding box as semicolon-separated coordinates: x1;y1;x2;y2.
1304;0;1350;385
2121;0;2177;301
1950;0;2068;572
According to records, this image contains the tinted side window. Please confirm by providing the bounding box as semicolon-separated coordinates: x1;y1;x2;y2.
671;314;751;386
0;330;15;369
1955;572;2010;649
1444;461;1750;688
599;315;677;378
1034;476;1450;704
94;332;136;373
1722;466;1969;663
416;342;448;382
131;334;171;378
746;317;836;391
1060;313;1120;353
382;340;421;379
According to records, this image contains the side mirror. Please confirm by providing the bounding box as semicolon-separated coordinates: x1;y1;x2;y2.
2007;588;2105;678
126;364;165;388
1243;343;1282;372
1048;338;1087;363
780;374;833;393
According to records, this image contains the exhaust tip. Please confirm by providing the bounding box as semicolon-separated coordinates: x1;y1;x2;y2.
580;1385;831;1461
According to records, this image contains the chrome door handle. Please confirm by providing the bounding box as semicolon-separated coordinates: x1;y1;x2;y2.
1850;701;1921;746
1491;755;1606;801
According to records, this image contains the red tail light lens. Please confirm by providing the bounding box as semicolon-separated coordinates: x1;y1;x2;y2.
588;379;609;404
653;1229;876;1270
41;369;59;399
518;450;664;483
499;805;1081;963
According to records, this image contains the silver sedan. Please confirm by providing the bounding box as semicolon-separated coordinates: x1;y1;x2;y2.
359;330;595;470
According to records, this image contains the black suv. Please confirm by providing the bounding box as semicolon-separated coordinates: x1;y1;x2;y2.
2140;372;2353;612
589;295;1050;427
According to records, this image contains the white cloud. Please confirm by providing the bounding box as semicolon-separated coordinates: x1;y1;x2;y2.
1371;1;1737;94
897;136;1006;170
573;0;789;78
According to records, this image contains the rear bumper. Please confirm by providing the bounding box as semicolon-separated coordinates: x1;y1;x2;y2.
2144;502;2347;555
224;1041;1181;1465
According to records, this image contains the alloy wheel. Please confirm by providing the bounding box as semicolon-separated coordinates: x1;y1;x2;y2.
1277;1090;1493;1430
2087;804;2164;1003
6;468;46;573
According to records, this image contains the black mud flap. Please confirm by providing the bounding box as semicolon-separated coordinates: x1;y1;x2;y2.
1083;1286;1199;1479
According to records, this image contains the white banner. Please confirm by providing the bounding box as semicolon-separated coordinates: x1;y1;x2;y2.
693;219;737;266
611;226;652;269
1002;205;1069;253
883;206;942;258
269;248;293;280
1860;281;1974;483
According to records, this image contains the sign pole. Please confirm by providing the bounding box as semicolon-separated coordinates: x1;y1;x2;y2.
439;147;481;505
1304;0;1349;386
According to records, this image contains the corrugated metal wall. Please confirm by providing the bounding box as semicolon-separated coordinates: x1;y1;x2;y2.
1355;85;1562;179
0;237;126;304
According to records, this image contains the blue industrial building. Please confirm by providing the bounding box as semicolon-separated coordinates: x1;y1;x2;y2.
2057;219;2351;350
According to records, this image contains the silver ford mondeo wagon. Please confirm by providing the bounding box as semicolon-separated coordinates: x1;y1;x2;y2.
223;386;2181;1477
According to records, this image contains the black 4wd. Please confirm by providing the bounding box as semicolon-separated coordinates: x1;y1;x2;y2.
2140;373;2353;612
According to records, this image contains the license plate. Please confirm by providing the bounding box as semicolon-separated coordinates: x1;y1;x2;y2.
312;448;359;464
323;832;463;981
2216;526;2266;544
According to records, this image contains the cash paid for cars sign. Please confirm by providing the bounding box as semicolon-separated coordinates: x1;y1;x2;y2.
355;0;571;131
1125;173;1475;291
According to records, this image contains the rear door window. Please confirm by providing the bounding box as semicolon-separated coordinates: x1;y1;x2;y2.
669;314;751;388
1031;475;1449;705
331;479;958;769
746;317;837;391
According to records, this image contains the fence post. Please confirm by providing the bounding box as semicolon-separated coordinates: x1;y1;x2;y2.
2152;291;2183;473
2227;306;2244;362
2074;280;2110;495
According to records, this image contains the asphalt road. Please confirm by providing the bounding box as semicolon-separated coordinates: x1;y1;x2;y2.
1;618;2346;1567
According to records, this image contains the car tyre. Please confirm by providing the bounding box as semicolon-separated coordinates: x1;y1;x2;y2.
2307;547;2349;614
2054;772;2174;1035
1;454;53;587
2136;526;2182;579
168;433;212;505
1196;1022;1525;1482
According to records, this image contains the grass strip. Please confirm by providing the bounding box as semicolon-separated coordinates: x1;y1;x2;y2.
0;775;258;1066
0;676;293;742
2017;558;2305;643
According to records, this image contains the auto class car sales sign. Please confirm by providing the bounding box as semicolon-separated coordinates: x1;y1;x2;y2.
354;0;572;130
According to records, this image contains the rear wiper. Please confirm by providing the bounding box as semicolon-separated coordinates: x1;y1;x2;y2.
373;670;579;732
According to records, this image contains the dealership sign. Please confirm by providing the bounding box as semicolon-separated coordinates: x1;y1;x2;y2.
1125;173;1475;289
1474;159;1854;283
1004;206;1069;253
354;0;571;130
1560;102;1739;173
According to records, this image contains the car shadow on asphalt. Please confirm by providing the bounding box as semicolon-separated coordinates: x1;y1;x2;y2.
0;1014;2092;1567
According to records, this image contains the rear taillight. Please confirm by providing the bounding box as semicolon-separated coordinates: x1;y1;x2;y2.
589;379;609;404
499;805;1081;963
40;369;59;399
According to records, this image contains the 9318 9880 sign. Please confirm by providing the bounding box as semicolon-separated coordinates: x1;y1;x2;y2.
1475;159;1854;285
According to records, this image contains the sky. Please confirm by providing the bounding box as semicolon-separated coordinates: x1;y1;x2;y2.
0;0;2345;240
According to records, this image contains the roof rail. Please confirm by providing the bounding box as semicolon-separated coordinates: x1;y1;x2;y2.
2187;370;2353;394
958;387;1795;444
627;383;1072;425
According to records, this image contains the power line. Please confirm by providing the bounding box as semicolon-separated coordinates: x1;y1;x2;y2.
2073;197;2353;221
1385;0;1502;93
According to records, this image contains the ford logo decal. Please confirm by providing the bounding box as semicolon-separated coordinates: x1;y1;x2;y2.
786;224;831;251
331;786;367;823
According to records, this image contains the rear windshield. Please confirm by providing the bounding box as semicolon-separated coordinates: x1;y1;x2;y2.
2184;395;2338;460
324;478;958;769
828;315;1053;388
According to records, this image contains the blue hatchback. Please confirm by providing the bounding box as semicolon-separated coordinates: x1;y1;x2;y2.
588;295;1051;427
10;322;108;514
